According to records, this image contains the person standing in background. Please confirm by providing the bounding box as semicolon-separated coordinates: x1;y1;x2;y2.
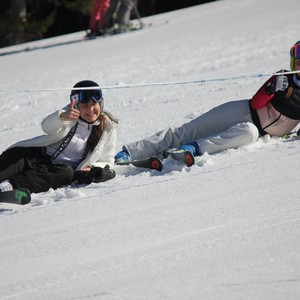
87;0;111;37
104;0;134;30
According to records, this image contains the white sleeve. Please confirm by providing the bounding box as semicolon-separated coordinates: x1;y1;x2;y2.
41;109;75;135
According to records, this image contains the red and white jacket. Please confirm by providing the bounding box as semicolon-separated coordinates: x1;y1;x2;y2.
249;71;300;136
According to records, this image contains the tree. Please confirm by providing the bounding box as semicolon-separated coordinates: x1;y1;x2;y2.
0;0;93;48
0;0;218;48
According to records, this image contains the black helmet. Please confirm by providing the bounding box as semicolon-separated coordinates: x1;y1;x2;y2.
70;80;104;109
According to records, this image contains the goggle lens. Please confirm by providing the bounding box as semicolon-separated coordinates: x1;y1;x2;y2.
71;89;103;104
290;44;300;59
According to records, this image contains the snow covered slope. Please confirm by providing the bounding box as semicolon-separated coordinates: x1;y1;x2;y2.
0;0;300;299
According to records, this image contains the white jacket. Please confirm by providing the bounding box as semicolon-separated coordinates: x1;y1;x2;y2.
10;109;118;170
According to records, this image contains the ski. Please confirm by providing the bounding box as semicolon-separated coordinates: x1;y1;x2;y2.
85;22;144;39
103;23;143;36
115;148;194;171
163;149;195;167
0;188;31;205
84;20;169;40
116;156;163;171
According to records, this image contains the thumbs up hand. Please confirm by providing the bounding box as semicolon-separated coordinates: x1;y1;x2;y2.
60;98;80;121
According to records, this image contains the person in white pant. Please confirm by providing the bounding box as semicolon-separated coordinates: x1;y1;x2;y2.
115;40;300;163
104;0;134;29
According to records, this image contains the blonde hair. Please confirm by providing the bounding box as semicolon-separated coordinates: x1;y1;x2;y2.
86;111;118;153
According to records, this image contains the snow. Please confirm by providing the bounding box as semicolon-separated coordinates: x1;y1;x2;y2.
1;0;300;298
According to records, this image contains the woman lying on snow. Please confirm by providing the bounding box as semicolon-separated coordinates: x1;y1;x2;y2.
115;40;300;163
0;80;118;193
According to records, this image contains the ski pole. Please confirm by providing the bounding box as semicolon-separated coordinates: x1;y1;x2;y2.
130;0;143;28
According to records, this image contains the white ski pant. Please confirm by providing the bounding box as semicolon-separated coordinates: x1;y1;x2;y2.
125;100;259;160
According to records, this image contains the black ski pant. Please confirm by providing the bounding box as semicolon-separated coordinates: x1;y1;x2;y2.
0;147;74;193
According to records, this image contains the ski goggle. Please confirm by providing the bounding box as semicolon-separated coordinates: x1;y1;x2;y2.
70;89;103;104
290;44;300;59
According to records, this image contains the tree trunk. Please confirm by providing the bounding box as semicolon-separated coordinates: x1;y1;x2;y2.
9;0;27;45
